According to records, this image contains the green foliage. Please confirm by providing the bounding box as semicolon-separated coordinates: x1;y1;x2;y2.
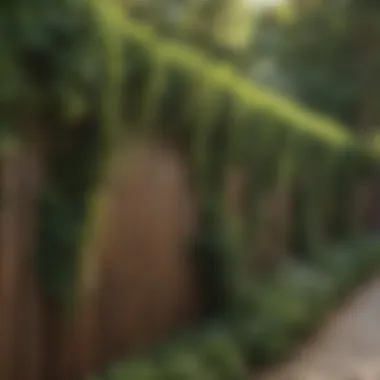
37;191;81;306
329;147;361;240
96;237;380;378
1;0;125;307
252;0;358;125
101;327;246;380
232;236;380;367
195;329;247;379
120;15;353;148
113;15;379;290
108;359;156;380
129;0;255;67
37;119;103;307
1;0;106;129
3;2;380;380
159;352;210;380
192;203;243;319
290;139;340;258
4;0;380;361
252;0;380;130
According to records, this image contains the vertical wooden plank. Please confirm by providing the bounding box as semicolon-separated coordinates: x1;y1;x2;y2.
11;142;45;380
40;139;201;378
0;141;24;380
56;292;100;380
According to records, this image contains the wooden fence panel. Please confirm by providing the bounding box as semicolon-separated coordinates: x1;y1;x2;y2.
1;137;376;380
0;141;45;380
46;139;201;380
0;138;201;380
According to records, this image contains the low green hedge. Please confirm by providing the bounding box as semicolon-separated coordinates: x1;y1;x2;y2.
90;237;380;379
233;235;380;367
90;326;248;380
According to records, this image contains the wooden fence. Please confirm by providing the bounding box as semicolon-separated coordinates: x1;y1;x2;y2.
0;138;200;380
0;137;376;380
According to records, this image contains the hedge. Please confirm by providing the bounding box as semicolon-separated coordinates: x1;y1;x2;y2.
92;235;380;379
90;325;248;380
233;235;380;368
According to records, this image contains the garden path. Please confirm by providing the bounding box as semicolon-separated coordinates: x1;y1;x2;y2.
255;276;380;380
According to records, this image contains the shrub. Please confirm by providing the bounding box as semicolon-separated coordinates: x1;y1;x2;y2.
108;359;156;380
101;326;246;380
232;237;380;367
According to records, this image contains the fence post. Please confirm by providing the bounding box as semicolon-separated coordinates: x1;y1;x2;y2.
0;139;24;379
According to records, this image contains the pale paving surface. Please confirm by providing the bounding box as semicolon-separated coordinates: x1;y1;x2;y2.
256;277;380;380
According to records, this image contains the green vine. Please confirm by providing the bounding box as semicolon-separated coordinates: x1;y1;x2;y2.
3;0;379;314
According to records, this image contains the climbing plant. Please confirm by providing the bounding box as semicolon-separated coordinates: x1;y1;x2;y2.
2;0;379;314
1;0;126;308
106;6;379;318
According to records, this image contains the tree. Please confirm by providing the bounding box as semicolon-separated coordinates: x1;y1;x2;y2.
129;0;255;66
250;0;380;130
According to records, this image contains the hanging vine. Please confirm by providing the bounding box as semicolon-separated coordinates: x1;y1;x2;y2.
3;0;379;313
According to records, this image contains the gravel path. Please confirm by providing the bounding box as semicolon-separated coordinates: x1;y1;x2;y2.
255;277;380;380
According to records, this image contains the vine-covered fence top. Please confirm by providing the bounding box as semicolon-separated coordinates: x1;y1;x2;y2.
2;0;374;150
91;0;380;207
2;0;380;306
95;0;379;150
94;0;379;249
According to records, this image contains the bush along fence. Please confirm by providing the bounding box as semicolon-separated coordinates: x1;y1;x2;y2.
2;1;380;379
